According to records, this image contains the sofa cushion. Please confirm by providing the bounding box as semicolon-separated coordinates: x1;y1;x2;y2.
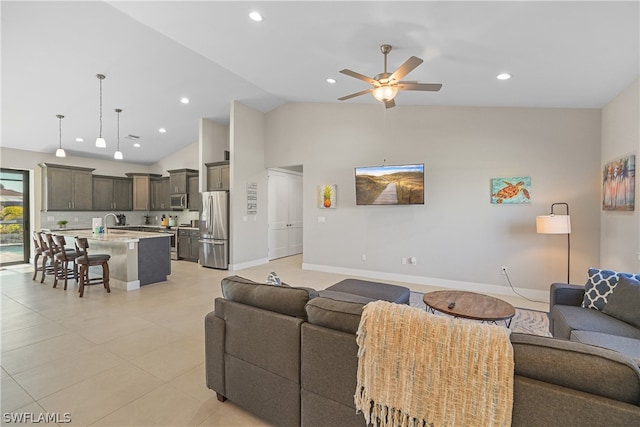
305;296;372;334
582;267;640;311
510;333;640;405
602;276;640;328
570;330;640;365
221;275;318;318
551;305;640;340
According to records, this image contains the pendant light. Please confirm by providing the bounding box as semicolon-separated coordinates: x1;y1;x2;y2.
114;108;123;160
55;114;66;157
95;74;106;148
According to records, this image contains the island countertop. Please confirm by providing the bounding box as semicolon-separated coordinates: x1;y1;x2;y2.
65;229;171;243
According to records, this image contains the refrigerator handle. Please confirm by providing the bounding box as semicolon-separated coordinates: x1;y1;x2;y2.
208;194;214;235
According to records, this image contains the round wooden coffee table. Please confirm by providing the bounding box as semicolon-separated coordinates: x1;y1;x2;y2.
422;290;516;327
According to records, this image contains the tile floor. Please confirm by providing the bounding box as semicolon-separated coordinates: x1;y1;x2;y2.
1;255;547;426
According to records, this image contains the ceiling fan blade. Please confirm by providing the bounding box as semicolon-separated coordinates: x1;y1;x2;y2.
384;99;396;109
389;56;423;82
339;69;376;85
398;83;442;92
338;88;374;101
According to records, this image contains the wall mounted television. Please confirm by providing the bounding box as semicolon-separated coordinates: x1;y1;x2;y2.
355;163;424;205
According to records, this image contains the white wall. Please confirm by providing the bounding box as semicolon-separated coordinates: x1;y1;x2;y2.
229;101;268;268
150;141;198;175
600;78;640;272
265;103;602;298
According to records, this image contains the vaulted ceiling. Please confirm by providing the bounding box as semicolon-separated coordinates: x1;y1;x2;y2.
2;1;638;164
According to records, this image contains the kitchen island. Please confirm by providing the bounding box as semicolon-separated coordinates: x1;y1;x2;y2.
59;229;171;291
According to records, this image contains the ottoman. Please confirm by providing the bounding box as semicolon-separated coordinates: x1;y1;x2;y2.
322;278;410;304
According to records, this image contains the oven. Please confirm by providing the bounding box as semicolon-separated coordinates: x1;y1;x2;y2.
158;229;177;260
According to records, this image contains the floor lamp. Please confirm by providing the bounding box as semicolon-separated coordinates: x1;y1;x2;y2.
536;202;571;283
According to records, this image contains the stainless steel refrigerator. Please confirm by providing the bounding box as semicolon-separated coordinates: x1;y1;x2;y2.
199;191;229;269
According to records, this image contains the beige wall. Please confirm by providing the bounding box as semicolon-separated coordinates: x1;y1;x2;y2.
600;78;640;272
229;101;268;268
265;103;602;298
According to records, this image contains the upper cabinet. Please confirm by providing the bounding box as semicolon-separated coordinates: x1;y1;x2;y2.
40;163;94;211
126;173;161;211
92;175;133;211
168;169;198;194
188;174;200;211
150;177;170;210
206;161;230;191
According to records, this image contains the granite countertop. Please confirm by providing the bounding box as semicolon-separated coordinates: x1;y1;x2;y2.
58;229;171;243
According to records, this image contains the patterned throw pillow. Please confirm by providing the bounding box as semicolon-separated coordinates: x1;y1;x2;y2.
266;271;282;286
582;268;640;311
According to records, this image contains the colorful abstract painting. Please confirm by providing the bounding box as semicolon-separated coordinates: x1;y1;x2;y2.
602;154;635;211
319;184;336;209
491;177;531;204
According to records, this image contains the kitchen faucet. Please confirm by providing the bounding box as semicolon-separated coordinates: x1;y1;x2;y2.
104;213;118;234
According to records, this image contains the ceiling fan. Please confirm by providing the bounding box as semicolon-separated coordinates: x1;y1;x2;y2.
338;44;442;109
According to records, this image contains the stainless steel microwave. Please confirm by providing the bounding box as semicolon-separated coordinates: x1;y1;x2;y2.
170;193;188;209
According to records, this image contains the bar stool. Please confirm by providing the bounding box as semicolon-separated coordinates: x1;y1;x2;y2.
52;235;78;290
32;231;44;281
74;237;111;298
37;231;56;283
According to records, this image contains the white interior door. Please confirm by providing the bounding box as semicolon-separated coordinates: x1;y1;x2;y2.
288;174;303;255
268;169;303;260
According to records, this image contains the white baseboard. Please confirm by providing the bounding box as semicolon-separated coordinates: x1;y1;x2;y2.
231;257;270;271
302;262;549;302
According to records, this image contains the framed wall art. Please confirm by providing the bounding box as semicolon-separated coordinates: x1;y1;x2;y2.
491;176;531;204
319;184;336;209
602;154;635;211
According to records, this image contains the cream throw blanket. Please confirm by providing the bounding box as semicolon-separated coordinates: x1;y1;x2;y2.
355;301;514;427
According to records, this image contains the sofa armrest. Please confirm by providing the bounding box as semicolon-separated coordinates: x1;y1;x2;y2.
550;283;585;308
204;310;226;397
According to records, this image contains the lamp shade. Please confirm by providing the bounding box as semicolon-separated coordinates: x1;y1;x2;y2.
372;85;398;102
536;214;571;234
55;148;66;158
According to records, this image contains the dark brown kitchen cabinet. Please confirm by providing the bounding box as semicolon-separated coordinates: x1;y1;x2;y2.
40;163;94;211
177;228;199;262
126;173;161;211
206;161;229;191
151;177;170;210
168;169;198;194
188;174;200;211
93;175;132;211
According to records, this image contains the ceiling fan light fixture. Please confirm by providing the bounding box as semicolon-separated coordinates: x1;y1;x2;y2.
372;85;398;102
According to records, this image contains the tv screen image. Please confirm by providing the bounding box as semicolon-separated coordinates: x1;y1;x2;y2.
355;163;424;205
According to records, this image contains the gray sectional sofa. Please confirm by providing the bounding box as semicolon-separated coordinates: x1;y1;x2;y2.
205;276;640;426
549;282;640;364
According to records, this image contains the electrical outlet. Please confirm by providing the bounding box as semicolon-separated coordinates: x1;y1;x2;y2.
361;254;366;261
501;266;508;275
401;257;407;265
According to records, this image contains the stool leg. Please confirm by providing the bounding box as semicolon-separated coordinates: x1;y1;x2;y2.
79;265;87;297
40;255;48;283
32;253;40;280
103;262;110;293
62;259;69;290
53;259;59;288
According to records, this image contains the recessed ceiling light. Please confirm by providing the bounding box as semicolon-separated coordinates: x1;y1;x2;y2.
159;128;166;133
497;73;512;80
180;97;190;104
249;11;263;22
75;137;84;142
133;143;141;148
326;78;336;84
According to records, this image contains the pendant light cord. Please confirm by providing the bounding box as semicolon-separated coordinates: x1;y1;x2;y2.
99;77;103;138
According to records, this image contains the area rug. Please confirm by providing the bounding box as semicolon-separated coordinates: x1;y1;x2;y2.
410;292;551;337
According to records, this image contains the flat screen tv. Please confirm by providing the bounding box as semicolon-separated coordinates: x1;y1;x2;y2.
355;163;424;205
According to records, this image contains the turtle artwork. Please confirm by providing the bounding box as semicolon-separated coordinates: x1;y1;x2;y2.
491;177;531;204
